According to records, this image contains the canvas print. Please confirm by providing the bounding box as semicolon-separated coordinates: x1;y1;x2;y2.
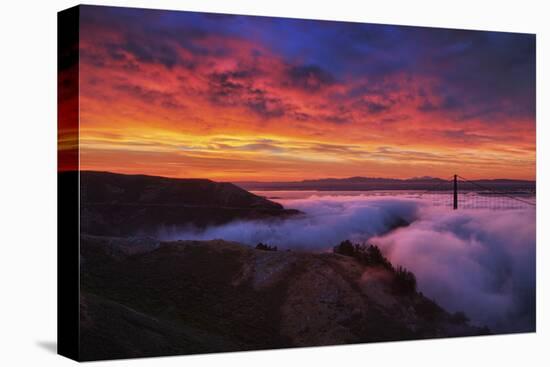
58;5;536;361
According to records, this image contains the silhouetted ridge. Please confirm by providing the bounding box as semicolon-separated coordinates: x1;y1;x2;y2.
71;171;301;236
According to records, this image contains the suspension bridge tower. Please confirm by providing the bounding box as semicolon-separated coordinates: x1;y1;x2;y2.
453;174;458;210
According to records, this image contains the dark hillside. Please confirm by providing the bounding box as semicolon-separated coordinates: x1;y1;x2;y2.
79;236;487;360
69;171;301;236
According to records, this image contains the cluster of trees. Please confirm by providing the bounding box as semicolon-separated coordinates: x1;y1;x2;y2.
393;265;417;294
333;240;417;294
333;240;392;268
255;242;278;251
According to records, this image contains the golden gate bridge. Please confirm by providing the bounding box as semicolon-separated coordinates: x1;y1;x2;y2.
416;175;536;210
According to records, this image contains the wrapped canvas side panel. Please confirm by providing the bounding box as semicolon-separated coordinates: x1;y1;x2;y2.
58;5;80;362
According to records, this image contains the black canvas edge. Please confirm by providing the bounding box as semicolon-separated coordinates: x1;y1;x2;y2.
58;4;80;362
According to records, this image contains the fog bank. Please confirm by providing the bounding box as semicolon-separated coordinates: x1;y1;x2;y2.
162;194;535;333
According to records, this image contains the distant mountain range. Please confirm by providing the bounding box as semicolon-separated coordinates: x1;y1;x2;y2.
236;176;536;192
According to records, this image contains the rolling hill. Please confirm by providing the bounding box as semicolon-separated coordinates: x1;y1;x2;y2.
79;236;487;360
68;171;301;236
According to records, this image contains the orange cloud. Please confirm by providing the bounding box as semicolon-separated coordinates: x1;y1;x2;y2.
75;10;535;181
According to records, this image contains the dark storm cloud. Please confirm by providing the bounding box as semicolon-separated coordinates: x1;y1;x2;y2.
206;70;286;119
283;64;335;92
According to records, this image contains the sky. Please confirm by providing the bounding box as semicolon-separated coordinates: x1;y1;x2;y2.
71;5;536;181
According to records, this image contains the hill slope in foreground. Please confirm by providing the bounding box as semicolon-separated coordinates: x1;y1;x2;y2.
80;236;486;361
72;171;301;236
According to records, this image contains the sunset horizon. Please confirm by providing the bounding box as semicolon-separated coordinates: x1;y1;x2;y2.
76;168;535;183
57;6;536;182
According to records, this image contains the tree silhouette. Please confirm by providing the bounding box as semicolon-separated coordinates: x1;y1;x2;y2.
393;266;417;294
334;239;417;294
255;242;278;251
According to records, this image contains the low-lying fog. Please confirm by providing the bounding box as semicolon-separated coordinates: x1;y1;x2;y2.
160;191;536;333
